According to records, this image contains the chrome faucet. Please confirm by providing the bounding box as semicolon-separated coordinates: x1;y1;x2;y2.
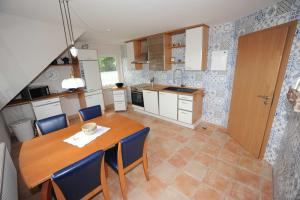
173;69;184;87
150;77;154;89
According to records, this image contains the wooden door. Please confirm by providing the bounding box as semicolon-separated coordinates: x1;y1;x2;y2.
228;25;289;157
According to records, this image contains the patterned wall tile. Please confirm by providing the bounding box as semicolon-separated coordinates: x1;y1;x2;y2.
123;0;300;167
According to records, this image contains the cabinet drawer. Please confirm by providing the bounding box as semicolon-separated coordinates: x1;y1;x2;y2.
178;109;193;124
113;90;125;95
178;95;193;101
178;100;193;111
114;101;126;111
113;94;125;102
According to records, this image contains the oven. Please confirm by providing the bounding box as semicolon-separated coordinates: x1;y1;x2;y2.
131;88;144;108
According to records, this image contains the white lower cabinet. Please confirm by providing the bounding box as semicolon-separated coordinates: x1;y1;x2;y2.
85;90;105;111
31;97;63;120
113;89;127;111
178;109;193;124
143;90;159;115
159;92;178;120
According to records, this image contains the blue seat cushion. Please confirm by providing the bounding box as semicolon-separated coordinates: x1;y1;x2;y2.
36;114;68;135
104;145;119;172
79;105;102;121
52;150;104;200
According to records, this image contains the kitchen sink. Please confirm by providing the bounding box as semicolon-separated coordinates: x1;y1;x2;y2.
163;87;198;93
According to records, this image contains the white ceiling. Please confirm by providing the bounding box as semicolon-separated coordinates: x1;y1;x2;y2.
0;0;279;44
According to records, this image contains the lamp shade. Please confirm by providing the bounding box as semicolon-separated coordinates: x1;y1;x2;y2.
70;46;78;57
62;77;85;89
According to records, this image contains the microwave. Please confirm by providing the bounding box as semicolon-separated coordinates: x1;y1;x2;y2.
21;86;50;100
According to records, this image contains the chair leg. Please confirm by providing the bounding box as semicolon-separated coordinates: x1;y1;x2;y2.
118;171;127;200
105;164;108;176
142;154;149;181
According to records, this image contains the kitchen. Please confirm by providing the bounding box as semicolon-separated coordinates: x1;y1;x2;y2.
0;0;299;200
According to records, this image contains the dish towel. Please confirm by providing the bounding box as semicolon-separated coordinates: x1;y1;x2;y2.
64;125;110;148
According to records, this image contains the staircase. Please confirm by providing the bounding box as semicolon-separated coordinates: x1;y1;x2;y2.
0;12;85;110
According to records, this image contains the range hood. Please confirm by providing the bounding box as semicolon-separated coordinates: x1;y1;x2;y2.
131;52;149;64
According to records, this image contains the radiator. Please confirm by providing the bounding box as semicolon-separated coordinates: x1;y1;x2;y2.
0;143;18;200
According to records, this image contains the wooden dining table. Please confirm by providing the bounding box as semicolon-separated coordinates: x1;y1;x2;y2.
19;113;145;200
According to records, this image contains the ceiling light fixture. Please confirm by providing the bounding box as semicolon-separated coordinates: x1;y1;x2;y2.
59;0;78;57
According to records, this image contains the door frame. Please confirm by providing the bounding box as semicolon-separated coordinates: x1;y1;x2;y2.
258;20;297;159
228;21;297;159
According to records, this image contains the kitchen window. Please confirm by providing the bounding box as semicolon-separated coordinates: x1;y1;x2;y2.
98;56;119;87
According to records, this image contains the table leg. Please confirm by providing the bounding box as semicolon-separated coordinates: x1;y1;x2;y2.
40;180;52;200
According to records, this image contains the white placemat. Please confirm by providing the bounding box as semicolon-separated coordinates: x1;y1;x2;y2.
64;125;110;148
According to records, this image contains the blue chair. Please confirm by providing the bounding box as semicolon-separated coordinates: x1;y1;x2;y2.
51;150;110;200
105;127;150;200
78;105;102;121
36;113;69;135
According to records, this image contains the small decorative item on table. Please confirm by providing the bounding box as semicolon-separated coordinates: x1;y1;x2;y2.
81;122;97;135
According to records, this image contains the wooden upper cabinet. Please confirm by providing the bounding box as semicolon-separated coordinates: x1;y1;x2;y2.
185;26;209;71
126;24;209;71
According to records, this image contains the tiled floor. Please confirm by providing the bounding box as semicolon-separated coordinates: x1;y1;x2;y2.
12;108;273;200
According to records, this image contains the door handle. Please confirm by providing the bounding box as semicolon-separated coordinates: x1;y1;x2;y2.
257;95;272;100
257;95;272;105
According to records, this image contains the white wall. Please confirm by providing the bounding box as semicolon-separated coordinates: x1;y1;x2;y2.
0;12;84;109
76;41;124;106
0;113;11;152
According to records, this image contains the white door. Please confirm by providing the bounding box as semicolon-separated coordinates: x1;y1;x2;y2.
126;42;135;70
159;92;178;120
81;61;102;91
32;98;63;120
185;27;203;70
143;90;159;114
85;90;105;111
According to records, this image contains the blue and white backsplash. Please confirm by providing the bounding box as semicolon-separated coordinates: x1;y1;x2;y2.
123;0;300;164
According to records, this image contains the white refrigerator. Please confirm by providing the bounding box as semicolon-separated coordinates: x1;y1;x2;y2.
78;49;105;111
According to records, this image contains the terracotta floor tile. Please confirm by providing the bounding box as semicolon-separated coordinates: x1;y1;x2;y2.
183;160;208;181
229;183;260;200
224;139;245;155
203;170;232;193
151;162;180;184
261;178;272;196
193;185;222;200
212;160;238;179
235;168;261;190
173;173;200;197
193;152;217;167
168;153;188;168
156;186;190;200
14;108;273;200
177;146;196;160
238;155;263;174
198;143;221;156
218;149;240;164
174;134;189;143
142;175;167;198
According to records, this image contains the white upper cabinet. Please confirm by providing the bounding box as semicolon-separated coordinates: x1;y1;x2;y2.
77;49;98;61
159;92;178;120
126;42;135;70
185;26;208;71
143;90;159;115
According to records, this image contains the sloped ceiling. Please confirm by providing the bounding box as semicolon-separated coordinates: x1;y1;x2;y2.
1;0;279;44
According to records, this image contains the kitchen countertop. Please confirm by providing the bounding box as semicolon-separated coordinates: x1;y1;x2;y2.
6;89;84;107
133;84;204;96
112;86;127;90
